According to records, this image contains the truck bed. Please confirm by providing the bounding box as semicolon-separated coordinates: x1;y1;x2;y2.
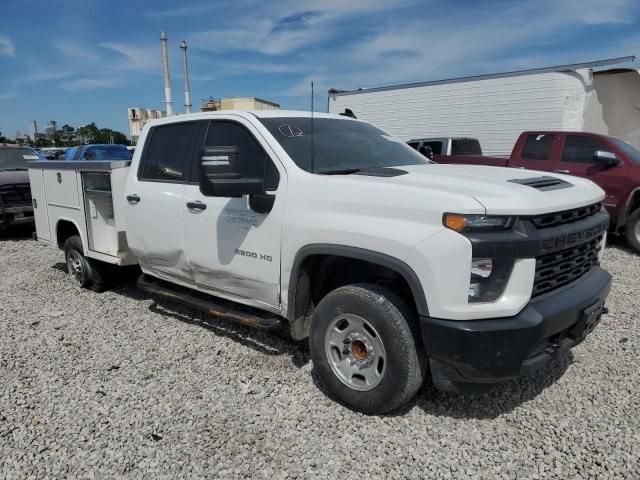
28;160;137;266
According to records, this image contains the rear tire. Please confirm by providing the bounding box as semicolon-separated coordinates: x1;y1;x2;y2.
624;209;640;254
63;235;110;292
309;283;426;414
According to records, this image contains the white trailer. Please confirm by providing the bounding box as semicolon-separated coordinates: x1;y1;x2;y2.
328;56;639;157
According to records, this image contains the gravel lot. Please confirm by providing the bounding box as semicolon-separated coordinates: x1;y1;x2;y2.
1;231;638;479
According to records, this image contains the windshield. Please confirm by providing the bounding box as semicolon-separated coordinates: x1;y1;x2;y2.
85;145;132;160
0;148;41;170
609;137;640;165
259;117;430;173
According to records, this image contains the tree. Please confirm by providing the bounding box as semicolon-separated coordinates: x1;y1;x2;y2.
96;128;128;145
60;124;75;146
77;123;99;144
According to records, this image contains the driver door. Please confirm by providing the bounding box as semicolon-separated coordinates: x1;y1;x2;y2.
182;118;285;309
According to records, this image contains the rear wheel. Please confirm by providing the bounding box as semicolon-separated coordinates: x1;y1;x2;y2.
63;235;110;292
625;209;640;254
309;283;426;414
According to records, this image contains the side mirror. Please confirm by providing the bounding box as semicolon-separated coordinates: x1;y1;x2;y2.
593;150;620;168
198;146;266;198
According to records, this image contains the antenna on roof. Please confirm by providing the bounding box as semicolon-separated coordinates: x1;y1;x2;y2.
310;81;315;173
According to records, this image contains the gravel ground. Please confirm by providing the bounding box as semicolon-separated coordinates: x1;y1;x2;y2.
0;231;638;479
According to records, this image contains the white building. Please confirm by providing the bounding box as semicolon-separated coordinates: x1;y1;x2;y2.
328;56;639;156
128;108;166;144
28;121;37;140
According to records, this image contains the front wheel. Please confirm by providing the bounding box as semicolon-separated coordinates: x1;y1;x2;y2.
624;209;640;254
309;283;426;414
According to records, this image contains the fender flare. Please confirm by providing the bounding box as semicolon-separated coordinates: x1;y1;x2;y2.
287;244;429;322
55;217;84;250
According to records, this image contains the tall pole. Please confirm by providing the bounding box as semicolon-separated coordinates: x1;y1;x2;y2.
180;40;192;114
160;31;174;116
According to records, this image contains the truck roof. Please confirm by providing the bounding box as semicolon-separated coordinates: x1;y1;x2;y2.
143;110;359;129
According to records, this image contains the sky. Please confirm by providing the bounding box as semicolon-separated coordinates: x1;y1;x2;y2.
1;0;640;139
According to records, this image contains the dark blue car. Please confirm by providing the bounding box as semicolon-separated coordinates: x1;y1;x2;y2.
64;144;132;161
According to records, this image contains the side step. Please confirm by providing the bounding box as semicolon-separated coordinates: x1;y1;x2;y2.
137;274;282;330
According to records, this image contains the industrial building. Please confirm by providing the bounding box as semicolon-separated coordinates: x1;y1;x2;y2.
329;56;639;156
201;97;280;112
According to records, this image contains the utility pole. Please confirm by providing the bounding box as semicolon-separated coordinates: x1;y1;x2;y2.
180;40;192;114
160;31;174;116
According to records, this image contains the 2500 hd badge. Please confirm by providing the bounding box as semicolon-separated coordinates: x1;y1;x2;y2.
235;248;273;262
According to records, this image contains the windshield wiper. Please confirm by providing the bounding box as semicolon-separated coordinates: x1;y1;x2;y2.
0;168;27;171
318;168;362;175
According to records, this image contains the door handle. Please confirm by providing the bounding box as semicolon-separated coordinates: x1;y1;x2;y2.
553;169;571;174
186;201;207;211
126;194;140;204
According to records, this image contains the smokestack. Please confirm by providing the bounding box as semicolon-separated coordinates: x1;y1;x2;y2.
180;40;192;114
160;31;174;116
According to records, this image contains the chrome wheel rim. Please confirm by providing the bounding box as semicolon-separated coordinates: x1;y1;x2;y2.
67;250;85;286
635;220;640;242
324;313;386;391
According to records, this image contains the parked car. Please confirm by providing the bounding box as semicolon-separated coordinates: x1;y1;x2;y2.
64;144;132;161
0;144;43;229
29;111;611;413
429;131;640;253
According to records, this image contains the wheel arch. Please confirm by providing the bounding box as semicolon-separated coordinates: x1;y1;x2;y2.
287;244;429;340
55;218;83;250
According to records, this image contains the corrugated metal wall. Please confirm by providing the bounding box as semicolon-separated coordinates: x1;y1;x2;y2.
330;70;590;157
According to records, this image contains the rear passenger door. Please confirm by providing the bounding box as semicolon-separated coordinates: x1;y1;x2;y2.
509;133;558;172
125;121;200;282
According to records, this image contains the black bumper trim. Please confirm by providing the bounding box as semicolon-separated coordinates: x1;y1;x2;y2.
420;267;612;390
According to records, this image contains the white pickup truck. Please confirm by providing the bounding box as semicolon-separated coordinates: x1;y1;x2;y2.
29;111;612;413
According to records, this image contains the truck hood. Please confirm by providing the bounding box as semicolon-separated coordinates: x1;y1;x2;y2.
369;164;605;215
0;170;29;186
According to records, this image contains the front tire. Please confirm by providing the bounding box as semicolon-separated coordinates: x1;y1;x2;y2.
624;209;640;254
309;283;426;414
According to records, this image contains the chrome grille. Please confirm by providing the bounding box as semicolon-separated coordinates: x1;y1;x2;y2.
533;236;602;297
530;203;602;229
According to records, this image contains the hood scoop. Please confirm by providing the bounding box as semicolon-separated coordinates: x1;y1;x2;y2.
354;167;407;177
508;175;572;191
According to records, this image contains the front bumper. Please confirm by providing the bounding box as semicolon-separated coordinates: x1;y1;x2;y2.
420;266;612;392
0;204;34;227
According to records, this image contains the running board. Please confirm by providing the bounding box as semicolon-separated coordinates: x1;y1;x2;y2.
137;274;282;330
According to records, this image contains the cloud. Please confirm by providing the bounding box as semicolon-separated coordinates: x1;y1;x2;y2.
54;40;101;62
0;34;15;57
99;42;160;72
59;78;116;91
0;91;17;101
189;0;416;55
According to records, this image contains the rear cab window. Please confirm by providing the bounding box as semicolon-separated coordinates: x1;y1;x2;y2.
139;122;199;182
451;139;481;156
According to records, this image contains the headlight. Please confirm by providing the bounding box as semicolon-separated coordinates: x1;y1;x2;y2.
468;258;514;303
443;213;515;233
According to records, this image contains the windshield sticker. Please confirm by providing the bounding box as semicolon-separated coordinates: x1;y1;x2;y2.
23;155;39;160
278;124;304;138
381;135;402;143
